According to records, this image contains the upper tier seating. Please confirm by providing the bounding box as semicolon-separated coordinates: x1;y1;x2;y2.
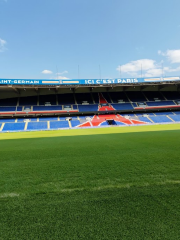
78;104;98;112
144;92;165;101
19;96;38;106
126;92;146;102
101;92;112;103
0;107;16;112
39;95;56;105
33;106;63;111
163;92;180;100
109;92;129;103
146;101;175;106
2;122;25;131
58;94;75;105
92;93;99;103
0;98;17;106
111;103;133;110
17;107;23;111
76;93;93;104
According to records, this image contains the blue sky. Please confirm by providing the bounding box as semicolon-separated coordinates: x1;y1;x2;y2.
0;0;180;79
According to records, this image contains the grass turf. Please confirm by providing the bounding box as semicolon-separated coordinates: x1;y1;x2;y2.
1;125;180;239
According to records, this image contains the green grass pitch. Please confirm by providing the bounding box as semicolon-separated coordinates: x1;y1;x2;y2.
1;124;180;239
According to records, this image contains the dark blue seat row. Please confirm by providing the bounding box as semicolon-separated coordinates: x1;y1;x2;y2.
33;106;63;111
146;101;175;106
112;103;133;110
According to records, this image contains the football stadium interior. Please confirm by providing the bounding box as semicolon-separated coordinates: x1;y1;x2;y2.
1;77;180;132
1;77;180;239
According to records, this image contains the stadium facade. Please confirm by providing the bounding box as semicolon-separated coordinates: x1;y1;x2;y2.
0;76;180;132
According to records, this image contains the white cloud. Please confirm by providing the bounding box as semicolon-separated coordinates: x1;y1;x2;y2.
0;38;7;52
57;70;68;75
117;59;157;76
117;56;180;77
159;49;180;63
42;70;53;74
56;76;69;80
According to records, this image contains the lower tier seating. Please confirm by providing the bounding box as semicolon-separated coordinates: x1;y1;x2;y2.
1;111;180;132
3;123;25;131
27;122;48;130
50;121;69;129
149;116;172;123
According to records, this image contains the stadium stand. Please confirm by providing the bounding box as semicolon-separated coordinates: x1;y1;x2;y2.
50;121;69;129
0;107;16;112
126;92;147;102
149;116;173;123
1;89;180;132
146;101;175;107
144;92;165;101
78;104;98;112
0;98;18;106
76;93;93;104
111;103;134;110
19;96;38;106
168;115;180;122
27;122;48;130
71;120;81;127
33;106;63;111
58;94;75;105
39;95;56;105
2;122;25;131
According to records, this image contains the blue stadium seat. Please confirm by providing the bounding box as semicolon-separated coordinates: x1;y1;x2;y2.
71;120;80;127
150;116;173;123
50;121;69;129
33;106;62;111
115;121;126;125
154;112;174;115
0;107;16;112
27;122;48;130
111;103;134;110
2;123;25;131
138;117;152;123
19;96;38;106
17;107;23;111
59;117;67;121
39;117;58;121
17;118;38;122
146;101;175;106
173;111;180;115
100;121;109;126
0;119;16;123
73;105;78;110
168;115;180;122
78;105;98;112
